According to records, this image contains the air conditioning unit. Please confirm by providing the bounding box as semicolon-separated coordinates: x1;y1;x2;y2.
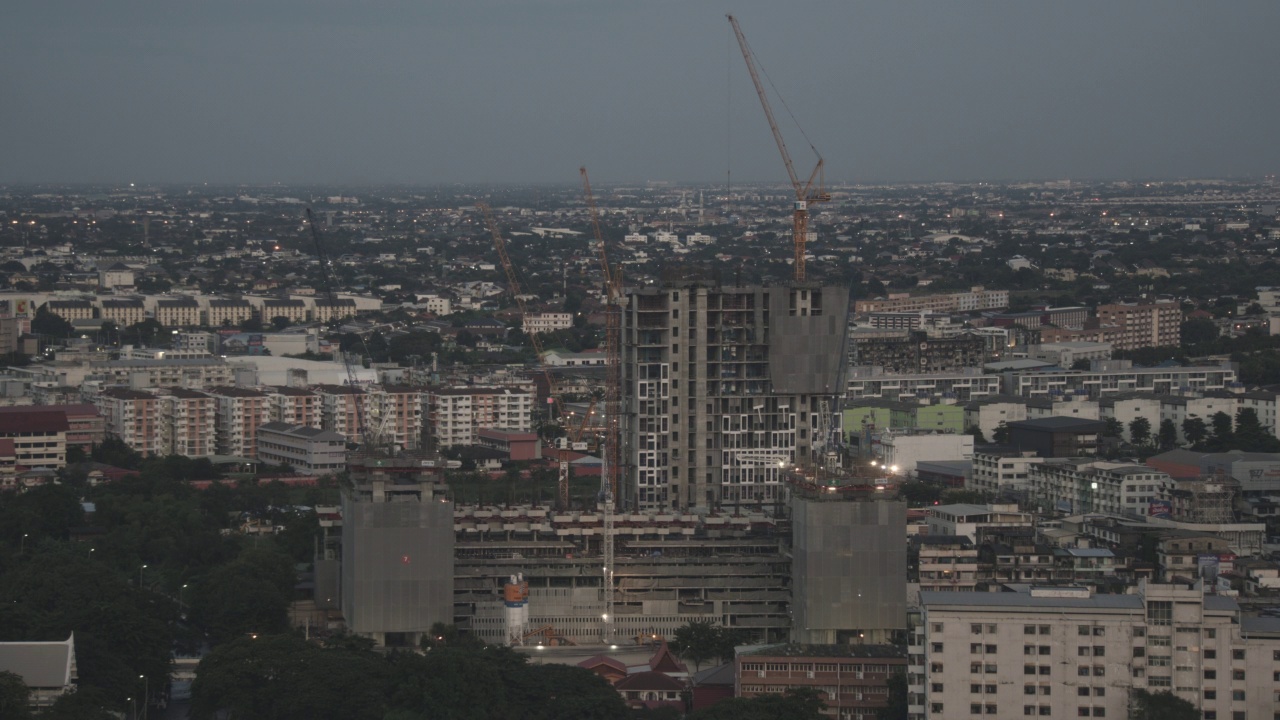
807;671;815;679
757;670;766;678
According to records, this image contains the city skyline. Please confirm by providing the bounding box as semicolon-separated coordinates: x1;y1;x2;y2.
3;1;1279;186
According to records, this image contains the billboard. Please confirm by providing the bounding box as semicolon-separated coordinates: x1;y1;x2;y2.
1148;500;1173;519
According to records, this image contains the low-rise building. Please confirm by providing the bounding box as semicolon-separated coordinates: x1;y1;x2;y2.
0;633;78;710
736;644;908;720
257;422;346;474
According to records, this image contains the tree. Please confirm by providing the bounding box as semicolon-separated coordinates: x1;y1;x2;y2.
876;670;908;720
188;546;294;645
671;620;722;673
125;318;165;346
1180;318;1219;346
31;306;72;338
0;671;31;720
966;425;987;445
1129;689;1198;720
241;316;264;333
1157;419;1178;450
1234;407;1280;452
1128;417;1152;447
1182;417;1208;447
1102;417;1124;439
688;688;826;720
1209;411;1235;450
1070;358;1092;371
992;421;1010;444
270;316;292;331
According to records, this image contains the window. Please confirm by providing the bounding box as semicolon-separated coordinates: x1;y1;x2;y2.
1204;690;1216;700
1205;670;1216;680
933;643;944;653
1039;626;1050;635
986;705;997;715
1094;688;1105;697
971;644;984;654
1039;707;1051;716
1025;665;1037;675
931;705;944;715
971;704;983;715
1025;706;1036;716
932;683;944;693
1092;627;1105;636
1133;627;1145;638
934;623;944;633
1093;666;1104;677
1078;666;1090;676
1133;647;1145;658
1232;670;1245;681
1040;687;1051;696
1206;629;1216;639
971;684;983;694
1039;666;1050;676
987;624;997;633
931;663;944;673
1148;601;1172;625
1232;691;1245;702
1025;645;1036;655
1078;709;1090;717
1078;647;1091;657
1078;626;1090;636
1093;708;1105;717
986;645;997;653
1232;649;1245;660
972;624;983;634
1025;685;1038;695
1039;646;1051;655
986;685;997;694
1093;646;1104;657
1204;649;1215;659
971;662;983;674
1078;688;1090;697
1024;625;1037;635
985;664;997;674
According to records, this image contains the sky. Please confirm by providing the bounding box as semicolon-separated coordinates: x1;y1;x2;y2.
2;0;1278;186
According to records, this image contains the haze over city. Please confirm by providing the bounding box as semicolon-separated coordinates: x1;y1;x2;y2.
3;0;1279;185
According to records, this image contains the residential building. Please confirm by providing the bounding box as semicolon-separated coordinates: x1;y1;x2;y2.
206;386;271;458
427;387;533;449
96;388;161;456
969;449;1044;495
963;397;1028;441
158;388;216;457
257;422;347;474
851;331;987;374
260;298;308;324
476;429;541;461
847;368;1001;403
316;385;368;445
87;357;233;389
44;299;94;322
98;262;134;289
155;297;202;327
924;503;1034;541
0;407;68;469
876;430;974;476
98;298;145;327
523;311;573;334
854;287;1008;314
267;386;321;427
206;298;254;327
1027;342;1112;368
370;386;424;451
313;297;358;322
913;583;1272;720
917;535;980;592
1002;361;1237;399
1031;459;1174;516
1095;300;1181;350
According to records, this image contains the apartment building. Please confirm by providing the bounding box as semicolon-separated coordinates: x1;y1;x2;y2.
1003;362;1237;399
267;386;321;427
315;385;368;445
963;397;1029;441
917;535;981;592
968;450;1045;495
1031;459;1174;517
154;297;202;327
257;422;346;475
205;298;254;327
1100;393;1240;445
851;332;987;374
854;287;1009;314
912;583;1274;720
371;385;424;451
87;358;234;389
522;312;573;334
1096;301;1181;350
848;369;1002;403
96;388;161;456
98;298;145;327
313;298;357;322
206;386;271;458
158;388;216;457
0;408;68;469
260;298;308;324
426;387;533;448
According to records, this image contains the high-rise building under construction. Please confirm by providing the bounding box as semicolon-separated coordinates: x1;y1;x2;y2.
621;280;851;512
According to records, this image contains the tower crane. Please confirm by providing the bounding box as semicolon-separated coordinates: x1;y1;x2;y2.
580;167;622;644
306;208;379;453
479;201;595;509
727;14;831;283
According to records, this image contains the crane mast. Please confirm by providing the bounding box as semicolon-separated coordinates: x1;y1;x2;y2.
580;167;621;644
727;14;831;283
306;208;371;451
480;201;593;509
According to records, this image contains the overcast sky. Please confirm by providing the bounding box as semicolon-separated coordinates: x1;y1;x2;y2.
2;1;1277;186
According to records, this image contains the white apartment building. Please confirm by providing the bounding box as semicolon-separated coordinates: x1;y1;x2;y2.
964;399;1028;441
1031;459;1174;517
1101;393;1241;444
206;386;271;458
854;286;1009;314
912;583;1275;720
522;312;573;334
257;422;346;475
969;450;1045;495
1004;363;1238;399
1026;395;1099;422
267;386;321;427
87;358;233;389
315;385;369;445
848;369;1002;403
427;387;533;448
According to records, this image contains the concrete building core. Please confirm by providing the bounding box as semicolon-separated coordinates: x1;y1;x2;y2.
789;485;907;645
622;281;850;512
339;456;454;647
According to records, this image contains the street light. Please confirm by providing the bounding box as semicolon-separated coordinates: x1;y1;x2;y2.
20;533;27;553
139;675;148;720
139;564;147;588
